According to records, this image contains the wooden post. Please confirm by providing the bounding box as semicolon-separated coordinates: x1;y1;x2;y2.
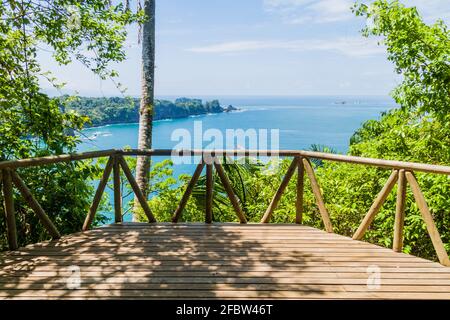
172;162;205;223
2;169;18;250
393;169;406;252
302;158;333;233
118;156;156;223
296;157;304;224
405;171;450;266
205;164;213;224
83;157;114;231
353;170;398;240
261;158;298;223
113;156;122;223
10;170;60;239
214;162;247;224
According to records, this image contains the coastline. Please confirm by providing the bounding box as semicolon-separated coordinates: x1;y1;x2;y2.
82;108;240;130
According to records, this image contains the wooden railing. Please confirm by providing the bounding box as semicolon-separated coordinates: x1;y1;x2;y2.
0;149;449;266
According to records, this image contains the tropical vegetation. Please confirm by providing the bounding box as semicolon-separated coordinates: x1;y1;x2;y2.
0;0;141;250
0;0;449;264
134;0;450;262
65;96;233;127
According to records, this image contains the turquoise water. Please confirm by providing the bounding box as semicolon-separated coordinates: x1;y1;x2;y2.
79;96;393;152
78;96;394;222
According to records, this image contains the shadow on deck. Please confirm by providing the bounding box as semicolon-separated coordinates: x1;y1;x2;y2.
0;223;449;299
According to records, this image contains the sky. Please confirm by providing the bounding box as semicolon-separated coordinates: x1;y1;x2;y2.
39;0;450;97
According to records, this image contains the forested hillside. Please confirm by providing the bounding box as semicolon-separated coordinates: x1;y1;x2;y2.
64;97;237;127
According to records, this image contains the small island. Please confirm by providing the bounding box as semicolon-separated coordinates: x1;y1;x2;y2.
65;97;238;127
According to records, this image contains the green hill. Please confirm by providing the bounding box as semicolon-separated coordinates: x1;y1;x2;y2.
65;97;237;127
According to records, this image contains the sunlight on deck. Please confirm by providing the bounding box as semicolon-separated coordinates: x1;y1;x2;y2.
0;223;449;299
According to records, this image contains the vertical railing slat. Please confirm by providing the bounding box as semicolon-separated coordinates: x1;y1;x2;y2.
113;156;122;223
296;157;304;224
205;164;213;224
2;169;18;250
393;169;406;252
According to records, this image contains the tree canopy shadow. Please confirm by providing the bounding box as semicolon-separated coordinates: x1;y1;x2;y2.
0;223;334;299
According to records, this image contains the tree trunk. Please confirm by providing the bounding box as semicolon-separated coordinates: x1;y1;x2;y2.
134;0;155;218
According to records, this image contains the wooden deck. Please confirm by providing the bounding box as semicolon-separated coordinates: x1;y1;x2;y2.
0;223;449;299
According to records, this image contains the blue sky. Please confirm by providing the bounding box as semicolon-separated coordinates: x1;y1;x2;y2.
39;0;450;97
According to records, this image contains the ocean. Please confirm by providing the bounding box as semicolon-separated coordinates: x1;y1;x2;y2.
78;95;395;222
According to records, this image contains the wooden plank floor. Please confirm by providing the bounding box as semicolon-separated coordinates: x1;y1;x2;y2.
0;223;449;299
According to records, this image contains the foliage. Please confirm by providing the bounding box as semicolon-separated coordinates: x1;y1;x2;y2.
0;1;140;250
354;0;450;121
347;0;450;258
1;0;448;264
65;96;233;127
135;1;450;262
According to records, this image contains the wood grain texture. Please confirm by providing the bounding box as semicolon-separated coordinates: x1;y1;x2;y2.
0;223;449;300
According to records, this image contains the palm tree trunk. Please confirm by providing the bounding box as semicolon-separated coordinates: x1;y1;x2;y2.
134;0;155;217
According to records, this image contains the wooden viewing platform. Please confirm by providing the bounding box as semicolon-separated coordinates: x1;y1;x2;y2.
0;223;449;299
1;149;450;299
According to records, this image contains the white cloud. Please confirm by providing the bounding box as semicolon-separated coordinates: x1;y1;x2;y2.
263;0;450;25
187;37;385;57
263;0;355;24
407;0;450;23
188;41;280;53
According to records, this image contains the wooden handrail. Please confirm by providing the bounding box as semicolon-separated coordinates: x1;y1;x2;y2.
0;149;117;170
1;149;449;266
0;148;449;175
123;149;450;175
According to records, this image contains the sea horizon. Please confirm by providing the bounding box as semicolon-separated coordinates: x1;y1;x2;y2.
79;95;395;152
